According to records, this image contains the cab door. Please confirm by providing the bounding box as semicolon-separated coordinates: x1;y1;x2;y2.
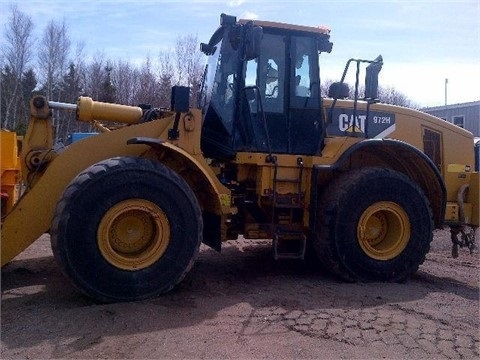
289;35;323;155
240;32;288;153
238;32;322;155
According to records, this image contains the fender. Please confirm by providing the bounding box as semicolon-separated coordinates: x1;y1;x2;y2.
127;136;230;214
313;138;446;228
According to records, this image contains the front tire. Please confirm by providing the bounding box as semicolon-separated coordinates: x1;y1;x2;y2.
51;157;202;302
314;167;433;282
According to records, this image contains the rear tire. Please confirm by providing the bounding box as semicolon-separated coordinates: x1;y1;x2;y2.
51;156;202;302
314;167;433;282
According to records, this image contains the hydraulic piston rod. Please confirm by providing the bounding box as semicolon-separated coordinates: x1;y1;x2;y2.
48;101;77;111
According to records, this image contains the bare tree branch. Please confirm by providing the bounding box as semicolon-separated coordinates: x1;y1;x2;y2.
1;4;34;129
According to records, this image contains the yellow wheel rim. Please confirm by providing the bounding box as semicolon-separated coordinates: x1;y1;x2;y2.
97;199;170;270
357;201;410;261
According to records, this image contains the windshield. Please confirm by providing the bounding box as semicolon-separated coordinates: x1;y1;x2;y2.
198;39;222;113
200;33;240;134
200;28;243;158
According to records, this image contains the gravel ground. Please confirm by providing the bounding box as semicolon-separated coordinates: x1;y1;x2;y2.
1;228;479;359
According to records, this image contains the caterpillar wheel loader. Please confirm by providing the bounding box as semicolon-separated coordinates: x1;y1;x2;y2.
1;14;478;302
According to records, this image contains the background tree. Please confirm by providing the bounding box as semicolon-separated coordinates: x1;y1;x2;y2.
37;19;70;101
174;34;204;104
378;86;418;108
111;59;138;105
321;80;417;108
83;53;107;101
55;62;83;140
69;41;86;99
133;57;160;106
37;19;72;140
1;4;34;130
99;62;116;103
17;68;37;134
158;51;174;108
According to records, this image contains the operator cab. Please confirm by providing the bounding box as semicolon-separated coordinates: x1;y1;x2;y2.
199;14;333;158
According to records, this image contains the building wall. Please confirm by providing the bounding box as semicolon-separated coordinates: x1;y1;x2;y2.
422;101;480;137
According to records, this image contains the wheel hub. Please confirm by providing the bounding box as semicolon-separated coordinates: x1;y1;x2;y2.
98;199;170;270
357;201;410;260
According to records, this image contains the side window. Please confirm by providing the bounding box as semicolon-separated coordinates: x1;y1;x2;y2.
423;127;443;172
210;39;238;132
259;34;285;113
265;59;279;98
290;36;320;108
245;59;257;87
245;59;258;114
294;48;311;97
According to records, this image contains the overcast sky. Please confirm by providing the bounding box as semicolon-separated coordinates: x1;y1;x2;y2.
1;0;479;107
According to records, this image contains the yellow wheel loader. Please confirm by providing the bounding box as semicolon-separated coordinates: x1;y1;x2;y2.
1;14;478;302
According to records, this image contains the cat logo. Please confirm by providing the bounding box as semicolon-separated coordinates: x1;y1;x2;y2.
339;114;366;134
327;108;396;138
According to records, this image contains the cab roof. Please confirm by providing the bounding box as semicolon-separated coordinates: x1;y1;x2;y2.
238;19;330;35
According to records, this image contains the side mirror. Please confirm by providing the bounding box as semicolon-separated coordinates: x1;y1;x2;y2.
244;24;263;61
365;55;383;100
200;42;217;56
220;13;236;26
328;82;350;99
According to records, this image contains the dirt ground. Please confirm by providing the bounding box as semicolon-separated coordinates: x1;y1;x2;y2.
1;228;479;360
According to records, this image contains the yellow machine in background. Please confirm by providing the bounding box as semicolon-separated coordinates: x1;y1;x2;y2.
1;130;21;218
1;14;478;302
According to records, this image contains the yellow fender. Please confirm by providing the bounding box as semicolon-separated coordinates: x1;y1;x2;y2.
131;138;231;212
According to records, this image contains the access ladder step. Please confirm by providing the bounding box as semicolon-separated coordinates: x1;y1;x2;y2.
273;194;304;208
274;178;301;184
273;232;307;260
